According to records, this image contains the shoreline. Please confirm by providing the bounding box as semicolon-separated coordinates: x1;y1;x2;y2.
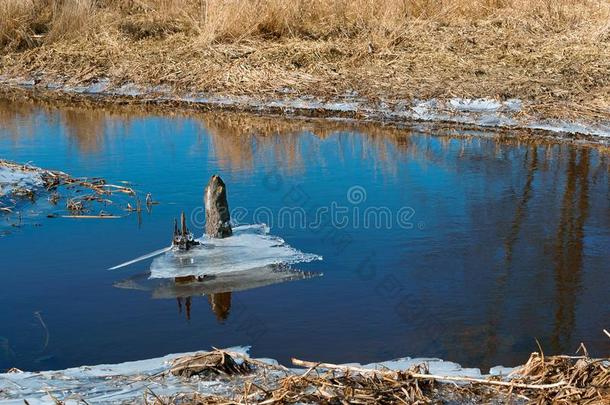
0;347;522;404
1;78;609;147
1;347;607;404
2;1;609;145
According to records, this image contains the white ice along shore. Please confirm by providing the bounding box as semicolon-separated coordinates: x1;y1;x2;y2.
0;347;517;404
2;76;610;140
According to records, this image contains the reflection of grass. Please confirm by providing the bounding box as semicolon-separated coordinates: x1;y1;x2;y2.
2;95;609;174
1;1;610;121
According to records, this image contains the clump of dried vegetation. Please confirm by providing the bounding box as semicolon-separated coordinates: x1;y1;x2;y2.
148;348;609;404
1;1;610;121
0;159;136;218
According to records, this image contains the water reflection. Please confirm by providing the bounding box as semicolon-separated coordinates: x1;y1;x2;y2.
0;98;131;151
177;292;231;321
504;146;538;264
114;265;321;322
1;97;609;371
176;296;192;321
176;294;231;322
551;149;590;353
3;98;606;175
208;292;232;321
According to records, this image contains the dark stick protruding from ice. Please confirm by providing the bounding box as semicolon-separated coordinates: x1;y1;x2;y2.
172;211;200;250
204;175;232;238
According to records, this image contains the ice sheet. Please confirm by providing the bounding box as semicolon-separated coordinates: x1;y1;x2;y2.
0;346;526;404
0;166;44;198
0;347;253;404
149;224;322;279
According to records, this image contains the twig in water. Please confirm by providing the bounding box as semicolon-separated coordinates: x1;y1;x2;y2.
33;311;49;353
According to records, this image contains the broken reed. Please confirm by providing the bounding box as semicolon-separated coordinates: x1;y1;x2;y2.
156;348;610;404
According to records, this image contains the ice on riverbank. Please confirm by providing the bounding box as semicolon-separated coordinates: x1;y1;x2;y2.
0;347;515;404
0;347;254;405
3;76;609;141
0;164;44;200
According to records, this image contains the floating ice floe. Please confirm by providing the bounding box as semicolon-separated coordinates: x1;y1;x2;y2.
110;224;322;279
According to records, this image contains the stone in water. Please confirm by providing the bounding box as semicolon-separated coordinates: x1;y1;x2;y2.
204;175;232;238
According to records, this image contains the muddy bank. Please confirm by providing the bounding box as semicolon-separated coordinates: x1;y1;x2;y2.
1;78;610;145
1;347;608;404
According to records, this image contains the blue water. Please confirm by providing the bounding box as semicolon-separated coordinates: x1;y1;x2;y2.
1;99;609;372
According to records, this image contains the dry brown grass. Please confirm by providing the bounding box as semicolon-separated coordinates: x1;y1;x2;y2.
152;349;610;404
0;0;39;49
1;0;608;45
1;0;610;121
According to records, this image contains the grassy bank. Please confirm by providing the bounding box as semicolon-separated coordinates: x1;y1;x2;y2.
1;1;610;121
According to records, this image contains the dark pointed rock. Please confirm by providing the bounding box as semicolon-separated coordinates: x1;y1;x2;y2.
204;175;232;238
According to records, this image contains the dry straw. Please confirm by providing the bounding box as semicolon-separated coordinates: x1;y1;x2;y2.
152;347;610;404
1;1;610;121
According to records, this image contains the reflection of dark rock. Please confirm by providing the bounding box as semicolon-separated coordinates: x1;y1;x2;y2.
208;292;231;321
114;265;321;320
204;175;232;238
177;297;192;321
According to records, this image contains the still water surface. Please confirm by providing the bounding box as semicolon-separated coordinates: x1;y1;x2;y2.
0;100;608;372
